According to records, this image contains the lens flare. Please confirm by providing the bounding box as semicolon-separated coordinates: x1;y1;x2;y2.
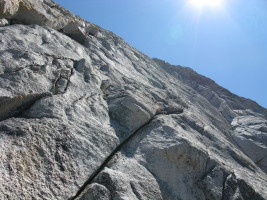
190;0;222;8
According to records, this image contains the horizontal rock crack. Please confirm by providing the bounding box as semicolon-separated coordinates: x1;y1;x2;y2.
0;92;52;121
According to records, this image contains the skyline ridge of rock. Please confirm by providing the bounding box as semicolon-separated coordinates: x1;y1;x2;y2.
0;0;266;199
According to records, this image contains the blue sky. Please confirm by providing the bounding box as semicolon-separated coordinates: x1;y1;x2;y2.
54;0;267;109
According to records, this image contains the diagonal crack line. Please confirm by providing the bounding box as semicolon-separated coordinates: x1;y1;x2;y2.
70;108;184;200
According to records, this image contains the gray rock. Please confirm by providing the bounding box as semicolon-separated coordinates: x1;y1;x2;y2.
0;0;20;18
154;58;267;121
0;0;267;200
86;24;99;36
231;112;267;173
78;183;111;200
0;18;8;26
63;21;88;44
0;0;99;35
0;92;51;121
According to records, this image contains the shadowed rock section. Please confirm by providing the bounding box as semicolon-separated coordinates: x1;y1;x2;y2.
0;93;51;121
0;0;267;200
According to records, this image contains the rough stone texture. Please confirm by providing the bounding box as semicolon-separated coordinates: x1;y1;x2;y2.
78;183;111;200
0;0;267;200
62;21;88;44
0;0;20;17
0;0;99;43
0;24;119;200
153;58;267;122
231;112;267;173
0;18;8;26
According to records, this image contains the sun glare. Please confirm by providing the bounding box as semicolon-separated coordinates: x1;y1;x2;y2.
189;0;223;8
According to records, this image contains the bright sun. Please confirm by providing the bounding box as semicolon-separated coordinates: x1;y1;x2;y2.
189;0;223;8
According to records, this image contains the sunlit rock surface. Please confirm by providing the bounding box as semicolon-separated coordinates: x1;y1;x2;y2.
0;0;267;200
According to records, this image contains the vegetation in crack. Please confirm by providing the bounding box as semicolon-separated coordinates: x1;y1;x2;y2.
70;108;184;200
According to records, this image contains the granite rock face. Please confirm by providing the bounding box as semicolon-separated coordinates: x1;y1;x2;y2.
0;1;267;200
231;113;267;173
0;0;20;18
